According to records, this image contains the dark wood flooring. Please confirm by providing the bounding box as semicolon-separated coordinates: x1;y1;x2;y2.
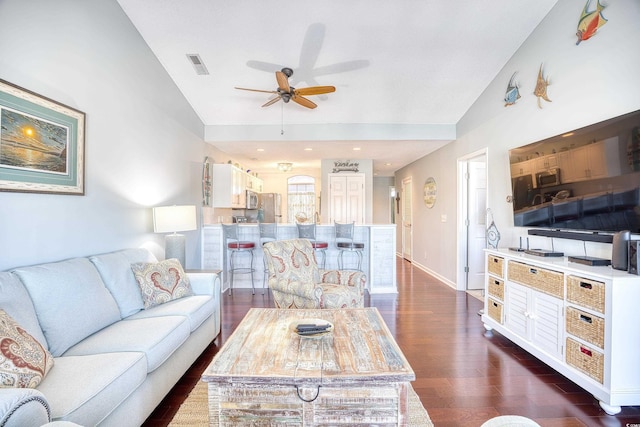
142;258;640;426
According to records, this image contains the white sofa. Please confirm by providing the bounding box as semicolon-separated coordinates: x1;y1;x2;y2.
0;248;221;427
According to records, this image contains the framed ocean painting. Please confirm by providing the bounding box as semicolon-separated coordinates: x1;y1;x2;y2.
0;79;85;195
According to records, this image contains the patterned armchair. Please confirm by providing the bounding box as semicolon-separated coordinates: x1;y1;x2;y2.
263;239;366;309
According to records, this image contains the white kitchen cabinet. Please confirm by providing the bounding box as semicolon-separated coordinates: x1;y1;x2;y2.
212;164;245;208
561;138;621;183
534;154;558;171
510;159;534;178
482;249;640;416
246;174;263;192
328;173;365;224
212;164;263;208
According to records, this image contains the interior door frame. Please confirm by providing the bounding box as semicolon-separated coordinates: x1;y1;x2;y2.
402;176;413;261
456;148;489;291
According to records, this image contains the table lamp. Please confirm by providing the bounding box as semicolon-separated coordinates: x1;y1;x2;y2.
152;205;197;267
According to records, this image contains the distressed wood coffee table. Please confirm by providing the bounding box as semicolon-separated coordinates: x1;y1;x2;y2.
202;307;415;426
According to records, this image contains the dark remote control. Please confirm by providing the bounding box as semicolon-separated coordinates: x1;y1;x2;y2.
296;324;330;333
297;329;330;335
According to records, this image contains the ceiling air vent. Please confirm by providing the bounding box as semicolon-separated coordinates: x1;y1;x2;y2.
186;54;209;75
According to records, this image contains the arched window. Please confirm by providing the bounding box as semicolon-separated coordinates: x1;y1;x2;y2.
287;175;316;223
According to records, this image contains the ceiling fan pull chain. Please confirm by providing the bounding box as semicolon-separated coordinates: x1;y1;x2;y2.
281;102;284;135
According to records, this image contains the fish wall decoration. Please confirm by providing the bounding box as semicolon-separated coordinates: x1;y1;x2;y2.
576;0;608;45
534;64;551;109
504;72;521;106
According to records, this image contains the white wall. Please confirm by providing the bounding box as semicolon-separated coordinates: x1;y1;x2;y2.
373;177;394;224
0;0;206;270
396;0;640;285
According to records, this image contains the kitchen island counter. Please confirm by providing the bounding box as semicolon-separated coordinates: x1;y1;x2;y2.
201;223;396;294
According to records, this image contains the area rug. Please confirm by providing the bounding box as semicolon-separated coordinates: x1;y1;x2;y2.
169;381;434;426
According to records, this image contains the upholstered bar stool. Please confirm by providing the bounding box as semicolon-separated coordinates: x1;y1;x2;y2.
221;224;255;295
334;221;365;271
259;222;278;295
296;222;328;269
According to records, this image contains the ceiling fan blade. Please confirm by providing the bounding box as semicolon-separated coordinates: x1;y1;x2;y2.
235;87;278;94
295;86;336;96
261;97;282;108
292;95;317;109
275;71;290;92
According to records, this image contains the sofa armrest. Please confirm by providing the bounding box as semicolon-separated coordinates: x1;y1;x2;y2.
186;271;221;296
0;388;50;427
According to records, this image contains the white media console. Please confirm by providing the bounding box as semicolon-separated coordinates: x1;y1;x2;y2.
482;248;640;415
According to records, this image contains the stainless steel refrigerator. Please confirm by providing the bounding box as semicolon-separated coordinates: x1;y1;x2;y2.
258;193;282;223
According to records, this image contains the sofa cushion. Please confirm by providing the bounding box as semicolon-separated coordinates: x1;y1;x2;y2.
37;352;146;424
131;259;193;309
89;249;157;318
63;316;190;373
126;295;214;332
12;258;121;357
0;310;54;389
0;272;47;348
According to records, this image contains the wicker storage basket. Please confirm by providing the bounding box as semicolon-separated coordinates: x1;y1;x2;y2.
508;261;563;299
566;337;604;384
487;298;503;324
488;277;504;300
567;276;605;314
566;306;604;348
487;255;504;278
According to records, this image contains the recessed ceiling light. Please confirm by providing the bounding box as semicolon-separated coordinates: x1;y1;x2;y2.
353;147;361;151
257;148;264;152
385;162;392;166
304;148;313;151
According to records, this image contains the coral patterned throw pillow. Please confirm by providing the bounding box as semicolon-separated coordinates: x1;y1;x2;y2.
0;309;54;388
131;259;193;309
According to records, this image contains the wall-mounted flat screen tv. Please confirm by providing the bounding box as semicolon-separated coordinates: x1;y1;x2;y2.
509;109;640;234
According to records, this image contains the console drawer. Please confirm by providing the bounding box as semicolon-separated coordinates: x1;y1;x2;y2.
566;337;604;384
487;255;504;278
566;306;604;348
508;261;564;299
487;276;504;300
567;276;605;314
487;298;503;324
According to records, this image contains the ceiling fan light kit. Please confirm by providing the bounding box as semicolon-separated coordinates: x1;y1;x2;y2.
236;67;335;110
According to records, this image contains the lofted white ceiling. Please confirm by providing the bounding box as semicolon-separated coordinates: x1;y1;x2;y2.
117;0;557;176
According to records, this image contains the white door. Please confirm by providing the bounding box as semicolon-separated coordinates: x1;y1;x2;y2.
402;177;412;261
329;175;347;223
346;175;365;224
466;158;487;290
328;174;365;224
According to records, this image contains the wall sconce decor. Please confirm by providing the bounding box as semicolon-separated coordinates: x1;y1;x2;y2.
152;205;197;267
277;162;293;172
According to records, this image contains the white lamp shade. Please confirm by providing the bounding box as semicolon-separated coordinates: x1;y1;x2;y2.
153;205;197;233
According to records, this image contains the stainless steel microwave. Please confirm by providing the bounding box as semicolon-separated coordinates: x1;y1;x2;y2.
246;190;259;209
536;168;561;188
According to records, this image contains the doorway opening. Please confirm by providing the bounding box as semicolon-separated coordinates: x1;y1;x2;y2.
456;149;488;292
401;177;413;262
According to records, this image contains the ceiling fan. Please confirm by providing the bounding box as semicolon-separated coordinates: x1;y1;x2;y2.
235;67;335;109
